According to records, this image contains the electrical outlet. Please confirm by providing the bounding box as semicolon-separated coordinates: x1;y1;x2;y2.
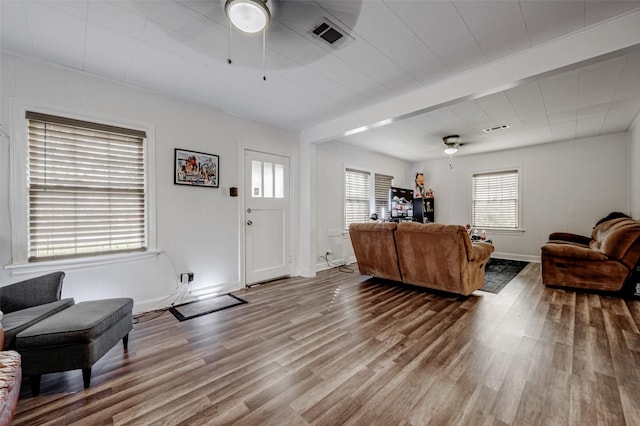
180;273;194;284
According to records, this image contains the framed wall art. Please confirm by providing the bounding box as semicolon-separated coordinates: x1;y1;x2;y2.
174;148;219;188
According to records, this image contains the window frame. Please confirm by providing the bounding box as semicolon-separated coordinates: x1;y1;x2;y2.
8;101;156;273
374;173;394;221
471;167;523;233
344;167;371;231
343;166;394;231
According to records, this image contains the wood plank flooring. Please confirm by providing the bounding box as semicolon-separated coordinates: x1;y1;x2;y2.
13;263;640;425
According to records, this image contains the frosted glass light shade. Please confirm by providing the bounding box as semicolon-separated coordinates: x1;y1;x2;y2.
226;0;270;33
444;146;458;155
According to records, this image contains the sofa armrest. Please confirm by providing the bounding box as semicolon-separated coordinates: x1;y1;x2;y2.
470;242;494;262
548;232;591;246
0;272;65;314
541;243;608;261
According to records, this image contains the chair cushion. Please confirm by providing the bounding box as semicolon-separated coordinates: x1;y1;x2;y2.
16;298;133;348
1;299;75;350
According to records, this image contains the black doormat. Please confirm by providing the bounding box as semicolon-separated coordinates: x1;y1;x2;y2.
169;293;247;321
480;258;529;294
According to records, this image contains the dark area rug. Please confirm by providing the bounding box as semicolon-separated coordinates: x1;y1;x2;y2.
480;258;529;294
169;293;247;321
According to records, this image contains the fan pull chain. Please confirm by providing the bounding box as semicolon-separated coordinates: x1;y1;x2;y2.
262;29;267;81
227;22;232;65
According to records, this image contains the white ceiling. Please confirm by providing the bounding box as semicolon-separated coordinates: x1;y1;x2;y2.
2;0;640;161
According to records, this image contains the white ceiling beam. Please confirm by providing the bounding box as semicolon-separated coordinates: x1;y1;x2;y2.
300;10;640;144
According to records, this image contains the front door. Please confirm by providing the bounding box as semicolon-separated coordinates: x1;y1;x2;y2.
244;150;291;285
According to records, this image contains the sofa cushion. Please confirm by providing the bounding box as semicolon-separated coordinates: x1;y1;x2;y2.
16;298;133;348
541;243;609;260
591;217;629;242
395;222;494;295
598;220;640;260
1;299;75;350
349;223;402;282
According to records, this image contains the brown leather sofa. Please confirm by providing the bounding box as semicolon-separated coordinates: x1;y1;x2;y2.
541;217;640;291
349;222;494;295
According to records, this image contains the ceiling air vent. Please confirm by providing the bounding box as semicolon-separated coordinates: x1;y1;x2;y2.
482;124;510;133
309;18;353;48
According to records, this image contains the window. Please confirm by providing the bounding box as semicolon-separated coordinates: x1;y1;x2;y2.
374;173;393;219
472;169;519;229
251;160;285;198
344;168;370;230
26;111;147;261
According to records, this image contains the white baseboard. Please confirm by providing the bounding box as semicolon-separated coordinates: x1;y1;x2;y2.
133;295;177;315
492;252;540;263
315;257;354;272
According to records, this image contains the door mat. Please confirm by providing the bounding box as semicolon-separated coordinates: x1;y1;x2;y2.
169;293;247;321
480;258;529;294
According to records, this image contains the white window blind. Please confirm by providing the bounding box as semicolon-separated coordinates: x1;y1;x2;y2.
27;111;147;261
472;170;519;229
345;168;370;231
374;173;393;220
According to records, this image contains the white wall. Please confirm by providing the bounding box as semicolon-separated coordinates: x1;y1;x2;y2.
2;55;635;310
412;134;630;261
315;142;412;269
0;54;298;312
631;121;640;220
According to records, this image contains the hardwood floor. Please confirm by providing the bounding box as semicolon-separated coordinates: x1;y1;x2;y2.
13;263;640;425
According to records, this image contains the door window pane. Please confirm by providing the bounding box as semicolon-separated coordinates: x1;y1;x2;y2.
264;162;273;198
274;164;284;198
252;160;262;197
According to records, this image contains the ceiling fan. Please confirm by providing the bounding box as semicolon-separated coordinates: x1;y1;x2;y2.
443;135;463;155
223;0;363;73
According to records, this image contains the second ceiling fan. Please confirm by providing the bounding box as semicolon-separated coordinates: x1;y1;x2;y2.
443;135;464;155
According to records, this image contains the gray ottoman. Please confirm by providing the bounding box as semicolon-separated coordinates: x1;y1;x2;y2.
16;298;133;396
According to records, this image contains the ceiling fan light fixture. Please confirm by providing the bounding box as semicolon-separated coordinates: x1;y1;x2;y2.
444;146;458;155
225;0;270;33
443;134;460;155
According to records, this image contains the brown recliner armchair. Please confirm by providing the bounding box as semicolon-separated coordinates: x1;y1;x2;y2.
541;216;640;291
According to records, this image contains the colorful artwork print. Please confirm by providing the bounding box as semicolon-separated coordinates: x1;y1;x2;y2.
175;149;219;187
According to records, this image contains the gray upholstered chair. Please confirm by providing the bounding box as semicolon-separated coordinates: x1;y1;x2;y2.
17;298;134;395
0;272;75;350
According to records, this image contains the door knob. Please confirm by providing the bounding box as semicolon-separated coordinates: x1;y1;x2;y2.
247;220;253;225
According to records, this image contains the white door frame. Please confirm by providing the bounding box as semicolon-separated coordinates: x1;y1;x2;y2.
240;147;293;287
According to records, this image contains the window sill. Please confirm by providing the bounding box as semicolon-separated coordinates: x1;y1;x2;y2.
478;228;525;236
5;250;161;277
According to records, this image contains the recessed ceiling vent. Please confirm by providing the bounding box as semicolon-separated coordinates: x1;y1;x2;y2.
483;124;510;133
309;18;353;48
